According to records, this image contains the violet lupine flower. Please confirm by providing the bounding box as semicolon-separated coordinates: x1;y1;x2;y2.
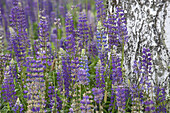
142;48;152;74
77;68;89;85
12;98;24;113
70;57;79;83
61;55;71;97
9;1;31;66
59;5;66;17
44;0;53;17
26;57;46;112
65;12;74;37
1;66;17;107
27;0;36;23
77;11;89;49
95;60;105;88
38;15;52;55
109;87;117;112
130;84;144;113
95;0;106;22
155;86;167;112
47;83;62;112
88;40;98;58
96;31;107;57
9;0;30;48
133;60;142;76
92;88;103;104
79;49;90;79
115;84;126;113
139;48;153;94
107;14;119;49
65;34;75;57
0;54;11;75
144;99;155;112
111;51;123;85
80;95;92;113
55;53;63;91
50;12;56;25
116;6;128;44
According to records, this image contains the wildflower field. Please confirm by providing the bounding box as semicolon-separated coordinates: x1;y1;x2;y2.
0;0;169;112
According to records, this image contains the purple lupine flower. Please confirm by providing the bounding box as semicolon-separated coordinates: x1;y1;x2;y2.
44;0;53;17
50;12;56;25
59;5;66;17
27;0;36;23
142;48;152;74
111;51;123;85
144;99;155;112
9;1;30;47
130;84;144;112
115;84;126;113
26;57;46;112
92;88;103;104
1;66;17;107
77;11;89;49
0;54;11;74
95;0;106;22
133;60;142;75
79;49;90;79
80;95;91;113
12;98;24;113
55;54;63;91
139;48;153;95
38;15;52;55
9;1;30;66
64;34;75;57
77;68;89;85
155;86;167;112
47;83;62;112
61;54;71;97
96;32;107;57
109;87;118;112
95;60;105;88
107;14;119;49
12;0;18;6
65;12;74;36
116;6;128;44
88;40;98;58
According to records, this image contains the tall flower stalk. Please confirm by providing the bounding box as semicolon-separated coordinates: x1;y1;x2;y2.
26;56;45;112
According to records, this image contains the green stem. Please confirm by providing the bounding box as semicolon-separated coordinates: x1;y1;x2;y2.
121;37;124;68
99;102;102;113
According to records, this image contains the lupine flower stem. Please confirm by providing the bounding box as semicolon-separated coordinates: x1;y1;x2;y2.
99;102;102;113
121;37;124;70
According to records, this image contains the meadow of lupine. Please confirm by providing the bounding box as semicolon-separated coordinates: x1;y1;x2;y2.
0;0;169;112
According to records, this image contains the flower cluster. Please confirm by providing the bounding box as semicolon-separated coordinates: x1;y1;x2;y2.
1;66;17;107
26;57;45;112
77;11;89;49
80;95;92;113
92;88;103;104
115;84;126;113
